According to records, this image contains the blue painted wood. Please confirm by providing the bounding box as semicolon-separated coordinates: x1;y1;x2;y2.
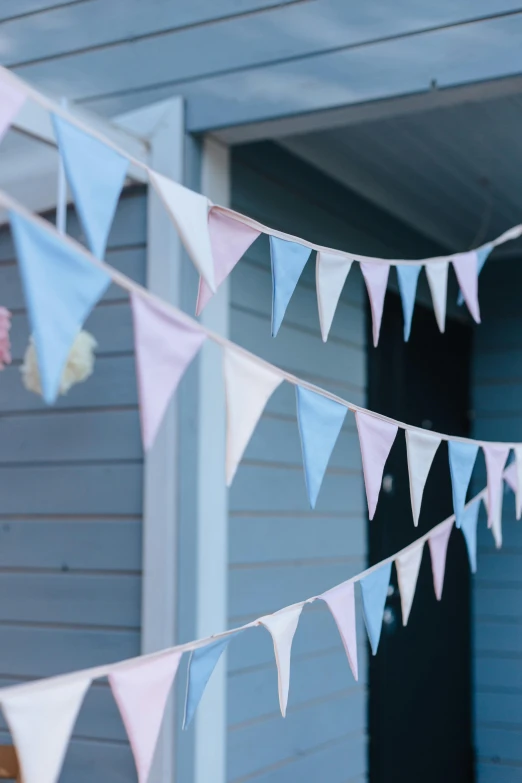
0;518;141;570
0;189;146;780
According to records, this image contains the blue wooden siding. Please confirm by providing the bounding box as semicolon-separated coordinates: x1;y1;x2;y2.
228;143;444;783
1;1;520;129
472;256;522;782
0;187;145;783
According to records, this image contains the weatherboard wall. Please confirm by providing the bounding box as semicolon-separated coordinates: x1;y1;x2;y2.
0;188;145;783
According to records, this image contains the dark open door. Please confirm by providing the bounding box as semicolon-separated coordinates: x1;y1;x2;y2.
368;292;474;782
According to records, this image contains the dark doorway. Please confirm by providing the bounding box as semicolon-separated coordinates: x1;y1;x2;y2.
368;292;474;782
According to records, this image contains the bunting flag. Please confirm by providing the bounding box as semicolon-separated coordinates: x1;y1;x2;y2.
452;251;480;323
460;499;480;573
355;411;398;520
224;346;283;485
196;210;260;315
458;245;492;305
184;631;243;729
9;211;110;404
360;561;392;655
405;429;442;526
428;522;453;600
396;542;424;625
448;441;479;528
426;260;449;333
109;652;182;783
503;460;517;495
130;292;206;450
360;262;390;347
320;582;358;680
396;264;422;342
260;605;303;717
149;170;215;291
270;236;312;337
296;386;347;508
513;446;522;520
316;251;353;342
1;678;91;783
483;443;510;548
0;75;26;143
52;115;128;259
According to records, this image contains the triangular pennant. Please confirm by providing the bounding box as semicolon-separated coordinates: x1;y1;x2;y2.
260;605;303;717
503;460;517;495
406;429;442;526
9;211;110;404
452;251;480;323
196;210;260;315
396;542;424;624
396;264;422;341
428;522;453;600
320;582;358;680
355;411;398;520
0;75;26;143
52;115;128;259
109;651;182;783
184;631;243;729
360;561;392;655
130;292;206;450
224;346;283;485
460;499;481;573
448;441;479;528
270;236;312;336
483;443;510;548
149;170;215;291
316;251;353;342
2;677;91;783
426;260;449;333
513;446;522;520
360;262;390;347
296;386;347;508
458;245;492;305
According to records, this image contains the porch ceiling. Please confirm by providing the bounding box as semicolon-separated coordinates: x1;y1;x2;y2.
280;91;522;254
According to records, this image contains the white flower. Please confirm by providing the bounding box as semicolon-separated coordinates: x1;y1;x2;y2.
21;330;98;397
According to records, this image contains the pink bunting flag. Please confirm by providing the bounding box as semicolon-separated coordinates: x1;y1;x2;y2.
224;345;283;485
320;582;358;680
131;292;206;450
360;262;389;347
428;521;453;600
355;411;398;520
0;75;26;143
196;209;260;315
259;605;303;717
109;651;182;783
483;443;510;548
452;251;480;324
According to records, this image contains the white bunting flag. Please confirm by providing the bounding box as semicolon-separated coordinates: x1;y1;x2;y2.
224;346;283;485
514;446;522;520
483;443;510;548
260;605;304;717
396;542;424;625
428;521;453;600
406;429;442;526
316;251;353;342
360;262;390;347
149;170;215;291
452;251;480;324
426;260;449;333
2;678;91;783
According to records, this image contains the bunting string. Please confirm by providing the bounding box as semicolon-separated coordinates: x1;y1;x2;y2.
0;480;491;704
0;185;520;455
2;64;522;343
